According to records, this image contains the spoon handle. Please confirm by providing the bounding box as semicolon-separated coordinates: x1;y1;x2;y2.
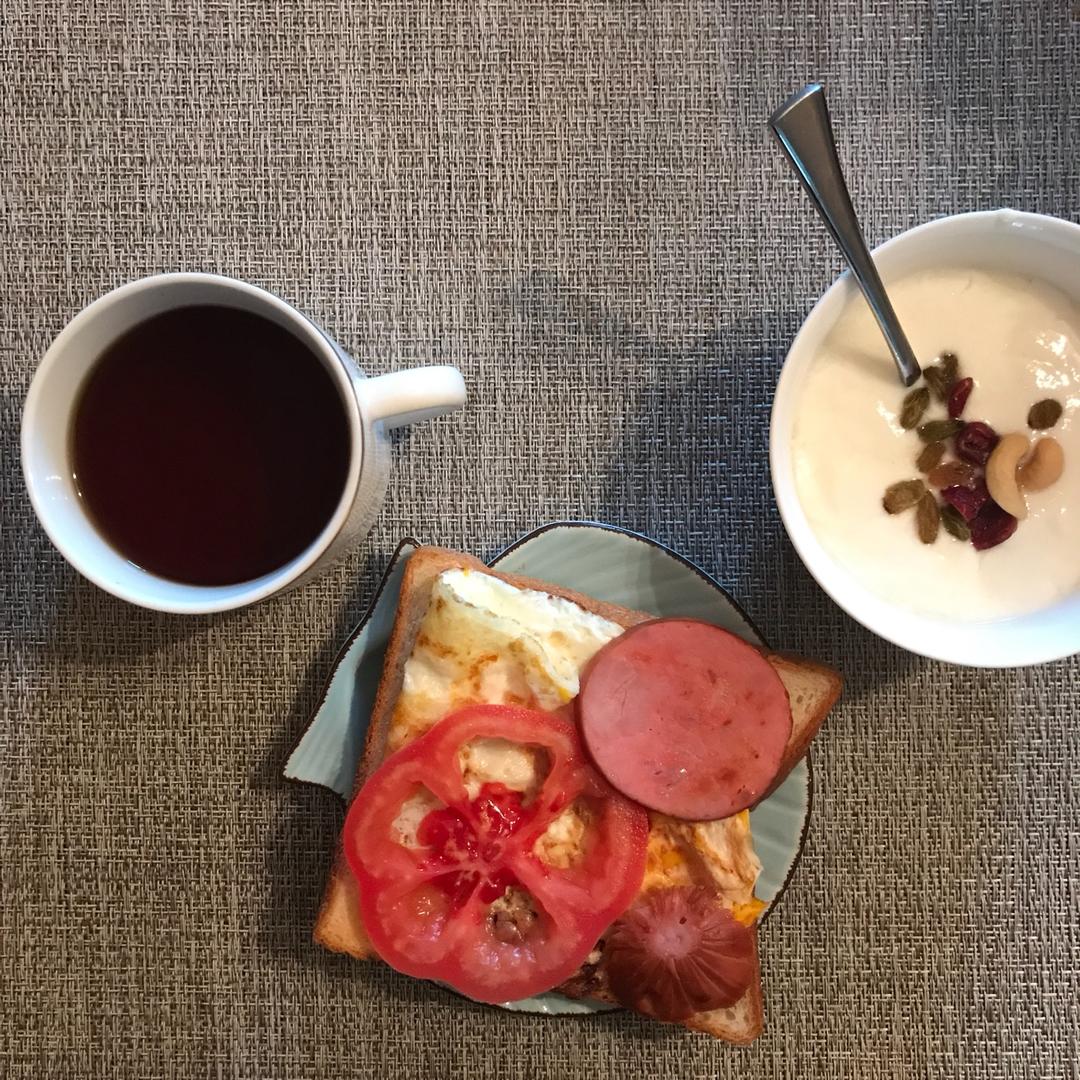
770;84;922;387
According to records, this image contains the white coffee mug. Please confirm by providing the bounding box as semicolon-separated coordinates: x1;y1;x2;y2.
21;273;466;614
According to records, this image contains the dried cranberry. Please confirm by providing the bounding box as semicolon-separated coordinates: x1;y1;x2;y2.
954;421;999;466
948;377;974;420
969;499;1019;551
941;478;990;522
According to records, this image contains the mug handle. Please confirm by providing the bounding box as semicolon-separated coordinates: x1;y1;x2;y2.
356;366;467;429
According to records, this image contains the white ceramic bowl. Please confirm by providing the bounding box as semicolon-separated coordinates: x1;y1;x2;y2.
770;209;1080;667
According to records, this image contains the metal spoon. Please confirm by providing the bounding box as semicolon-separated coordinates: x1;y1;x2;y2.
769;83;922;387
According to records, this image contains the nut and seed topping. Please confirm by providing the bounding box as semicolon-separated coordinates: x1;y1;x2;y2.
939;352;959;384
923;353;959;402
939;503;972;542
883;479;926;514
916;491;940;544
947;377;974;420
1018;437;1064;492
926;460;977;489
916;441;946;473
881;351;1061;555
1027;398;1063;431
985;432;1030;521
955;421;999;466
917;418;964;444
899;387;931;430
970;500;1018;551
941;478;990;523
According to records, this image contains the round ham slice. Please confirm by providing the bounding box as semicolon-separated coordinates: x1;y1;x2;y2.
577;619;792;821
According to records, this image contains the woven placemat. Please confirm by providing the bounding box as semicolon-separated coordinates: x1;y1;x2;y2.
3;2;1079;1077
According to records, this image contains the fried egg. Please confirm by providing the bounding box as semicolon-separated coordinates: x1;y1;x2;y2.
388;568;764;922
458;737;547;801
391;568;624;751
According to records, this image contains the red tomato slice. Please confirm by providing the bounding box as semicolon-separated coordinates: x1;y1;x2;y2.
343;704;649;1004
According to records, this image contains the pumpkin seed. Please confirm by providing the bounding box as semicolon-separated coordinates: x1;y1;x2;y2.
916;441;946;473
916;491;940;543
883;479;926;514
927;460;977;489
940;503;971;541
899;386;931;430
1027;398;1063;430
917;418;963;443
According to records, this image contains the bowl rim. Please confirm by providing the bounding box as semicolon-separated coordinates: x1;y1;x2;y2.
769;208;1080;668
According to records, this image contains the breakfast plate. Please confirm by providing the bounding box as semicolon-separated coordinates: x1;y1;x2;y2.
286;521;812;1015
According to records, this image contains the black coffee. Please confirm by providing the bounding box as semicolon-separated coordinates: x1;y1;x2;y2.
71;305;351;586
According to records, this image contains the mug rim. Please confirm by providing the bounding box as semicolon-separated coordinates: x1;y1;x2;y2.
21;272;365;614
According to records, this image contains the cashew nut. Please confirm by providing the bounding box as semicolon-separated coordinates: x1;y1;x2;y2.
986;433;1029;520
1019;436;1065;492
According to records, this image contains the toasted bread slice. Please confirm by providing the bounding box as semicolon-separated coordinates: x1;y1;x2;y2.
314;547;841;1042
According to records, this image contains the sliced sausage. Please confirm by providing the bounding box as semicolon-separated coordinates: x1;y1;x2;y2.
577;619;792;821
604;886;756;1020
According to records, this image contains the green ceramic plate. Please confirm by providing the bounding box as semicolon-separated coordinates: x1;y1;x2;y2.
286;522;812;1015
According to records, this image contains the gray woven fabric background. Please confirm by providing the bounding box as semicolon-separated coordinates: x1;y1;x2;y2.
4;2;1080;1077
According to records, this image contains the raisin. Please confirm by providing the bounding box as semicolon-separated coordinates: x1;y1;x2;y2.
1027;399;1063;430
924;352;959;403
899;387;931;430
916;492;940;544
916;441;946;473
939;352;959;385
927;460;977;489
883;479;927;514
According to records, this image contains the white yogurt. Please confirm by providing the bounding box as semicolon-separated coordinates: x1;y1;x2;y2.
792;267;1080;621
